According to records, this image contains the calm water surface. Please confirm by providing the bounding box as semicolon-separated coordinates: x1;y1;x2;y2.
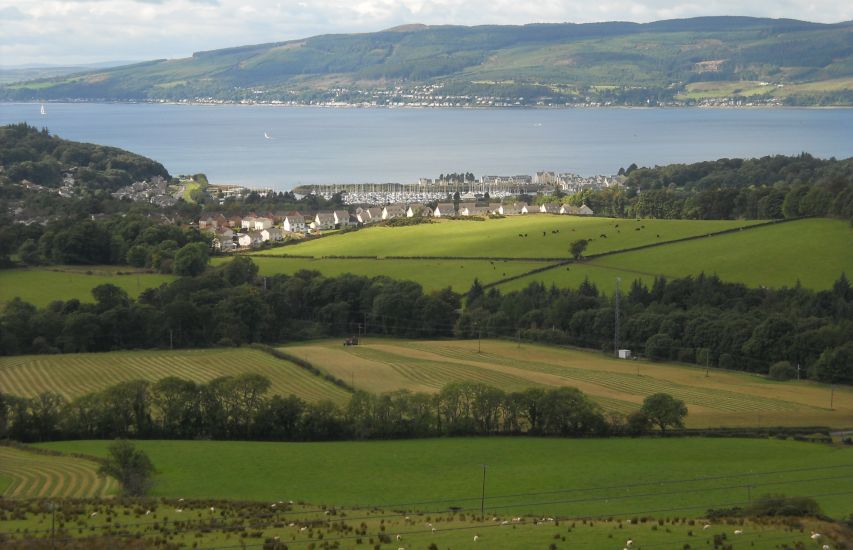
1;103;850;189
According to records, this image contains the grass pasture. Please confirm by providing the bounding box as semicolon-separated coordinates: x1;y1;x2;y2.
499;218;853;292
213;256;553;291
38;438;853;520
0;348;351;404
0;266;174;307
0;446;116;499
283;339;853;428
258;217;759;259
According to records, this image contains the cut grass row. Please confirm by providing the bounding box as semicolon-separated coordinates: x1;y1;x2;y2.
501;218;853;292
0;446;116;498
282;339;853;428
0;266;174;307
38;438;853;519
0;348;351;404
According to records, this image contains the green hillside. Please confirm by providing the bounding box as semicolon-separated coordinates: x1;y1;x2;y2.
4;17;852;105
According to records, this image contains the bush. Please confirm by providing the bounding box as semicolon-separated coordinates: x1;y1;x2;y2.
718;353;735;370
768;361;796;381
645;333;675;361
746;494;822;518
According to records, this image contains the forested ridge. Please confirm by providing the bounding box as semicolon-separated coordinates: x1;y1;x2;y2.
0;123;169;191
1;257;850;384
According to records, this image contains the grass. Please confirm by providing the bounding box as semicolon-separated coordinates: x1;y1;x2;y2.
213;256;554;291
256;217;760;259
0;446;116;498
0;266;175;308
38;438;853;519
1;497;838;549
0;348;351;404
282;339;853;428
499;218;853;292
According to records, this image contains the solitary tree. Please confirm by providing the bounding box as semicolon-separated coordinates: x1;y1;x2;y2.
98;440;155;496
570;239;589;261
640;393;687;434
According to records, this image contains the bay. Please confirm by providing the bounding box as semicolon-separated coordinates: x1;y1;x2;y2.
1;102;851;190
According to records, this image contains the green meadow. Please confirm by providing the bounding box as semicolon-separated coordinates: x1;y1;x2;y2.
258;217;758;259
39;438;853;519
502;218;853;292
0;266;174;307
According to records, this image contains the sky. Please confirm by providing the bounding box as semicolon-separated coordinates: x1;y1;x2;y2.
1;0;850;66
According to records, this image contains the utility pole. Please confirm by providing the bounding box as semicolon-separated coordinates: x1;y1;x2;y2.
705;350;710;378
614;277;621;357
480;464;488;518
50;502;56;550
796;363;801;381
169;329;173;350
830;384;835;410
477;323;482;354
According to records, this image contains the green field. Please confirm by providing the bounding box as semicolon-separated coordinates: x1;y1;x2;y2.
257;217;759;259
0;266;175;307
0;348;351;404
501;218;853;292
214;256;553;291
39;438;853;519
0;446;116;498
283;339;853;428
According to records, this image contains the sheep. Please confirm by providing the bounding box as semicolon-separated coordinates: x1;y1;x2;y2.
626;540;633;547
733;529;743;535
396;534;402;541
210;507;215;512
473;535;480;542
702;523;711;530
175;509;183;513
811;532;822;540
90;512;97;518
823;545;831;550
431;527;437;533
145;510;151;516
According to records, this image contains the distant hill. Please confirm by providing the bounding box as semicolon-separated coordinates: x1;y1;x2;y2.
2;16;851;105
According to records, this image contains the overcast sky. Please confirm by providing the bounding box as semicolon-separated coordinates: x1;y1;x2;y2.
1;0;850;66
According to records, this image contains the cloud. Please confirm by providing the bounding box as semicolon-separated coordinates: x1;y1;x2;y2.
0;0;850;65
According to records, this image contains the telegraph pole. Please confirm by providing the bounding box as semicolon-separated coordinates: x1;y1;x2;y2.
614;277;621;357
480;464;488;518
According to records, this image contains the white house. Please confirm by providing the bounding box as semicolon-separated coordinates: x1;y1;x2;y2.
521;204;539;214
559;204;579;215
578;204;594;216
253;217;273;231
357;207;382;224
241;216;257;230
406;204;432;218
261;227;284;242
434;203;456;218
283;213;306;233
312;212;336;231
333;210;353;227
499;203;524;215
540;203;559;214
382;204;406;220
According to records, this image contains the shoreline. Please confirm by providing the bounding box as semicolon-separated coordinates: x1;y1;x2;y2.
4;100;851;110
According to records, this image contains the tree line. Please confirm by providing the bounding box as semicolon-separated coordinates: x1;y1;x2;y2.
0;375;687;443
0;257;850;384
563;154;853;223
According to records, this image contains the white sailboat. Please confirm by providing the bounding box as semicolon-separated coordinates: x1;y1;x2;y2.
264;132;272;139
40;104;46;115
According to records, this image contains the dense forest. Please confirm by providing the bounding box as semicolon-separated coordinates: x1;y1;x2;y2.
558;154;853;222
1;258;850;384
0;124;169;191
0;374;689;443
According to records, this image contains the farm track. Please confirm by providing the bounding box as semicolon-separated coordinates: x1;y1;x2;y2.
0;446;116;499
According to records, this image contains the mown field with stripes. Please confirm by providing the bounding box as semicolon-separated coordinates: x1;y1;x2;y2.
282;339;853;428
0;348;351;404
0;446;116;498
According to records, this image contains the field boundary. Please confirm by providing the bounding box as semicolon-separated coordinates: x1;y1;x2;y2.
250;343;356;393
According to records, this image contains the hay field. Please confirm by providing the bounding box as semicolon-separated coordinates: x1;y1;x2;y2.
0;348;351;404
282;339;853;428
0;446;116;498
